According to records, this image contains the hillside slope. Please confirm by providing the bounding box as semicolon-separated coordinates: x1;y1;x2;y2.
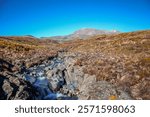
61;30;150;99
0;30;150;100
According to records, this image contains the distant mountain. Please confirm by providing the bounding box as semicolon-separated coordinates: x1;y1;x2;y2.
69;28;119;38
41;28;120;41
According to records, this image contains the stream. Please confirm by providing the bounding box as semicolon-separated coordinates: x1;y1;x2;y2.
22;54;78;100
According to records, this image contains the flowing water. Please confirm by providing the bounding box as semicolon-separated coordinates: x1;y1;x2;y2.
22;56;78;100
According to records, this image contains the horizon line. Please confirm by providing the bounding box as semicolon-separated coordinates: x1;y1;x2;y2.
0;28;150;38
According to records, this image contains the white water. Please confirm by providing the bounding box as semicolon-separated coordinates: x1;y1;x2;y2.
23;57;77;100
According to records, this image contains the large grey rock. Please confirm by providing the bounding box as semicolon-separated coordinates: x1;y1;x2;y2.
78;81;132;100
46;69;65;91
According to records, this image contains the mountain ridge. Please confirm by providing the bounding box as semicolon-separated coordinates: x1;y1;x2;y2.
41;28;120;41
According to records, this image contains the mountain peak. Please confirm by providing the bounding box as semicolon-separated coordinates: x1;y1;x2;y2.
71;28;120;38
42;28;120;41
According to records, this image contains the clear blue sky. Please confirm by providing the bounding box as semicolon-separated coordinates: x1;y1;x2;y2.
0;0;150;37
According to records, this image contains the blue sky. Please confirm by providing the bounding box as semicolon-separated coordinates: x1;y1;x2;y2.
0;0;150;37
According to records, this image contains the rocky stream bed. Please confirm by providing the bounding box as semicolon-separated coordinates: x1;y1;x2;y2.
21;52;78;100
12;52;132;100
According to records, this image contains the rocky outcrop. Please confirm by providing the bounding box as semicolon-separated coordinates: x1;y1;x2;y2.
0;72;38;100
0;57;38;100
59;52;132;100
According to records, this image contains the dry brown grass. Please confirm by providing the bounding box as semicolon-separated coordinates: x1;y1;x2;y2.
0;36;61;69
61;30;150;99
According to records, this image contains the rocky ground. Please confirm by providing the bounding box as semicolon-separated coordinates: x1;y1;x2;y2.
0;30;150;100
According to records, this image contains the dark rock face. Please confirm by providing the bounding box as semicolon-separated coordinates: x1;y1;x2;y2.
0;58;38;100
0;58;14;72
0;72;38;100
